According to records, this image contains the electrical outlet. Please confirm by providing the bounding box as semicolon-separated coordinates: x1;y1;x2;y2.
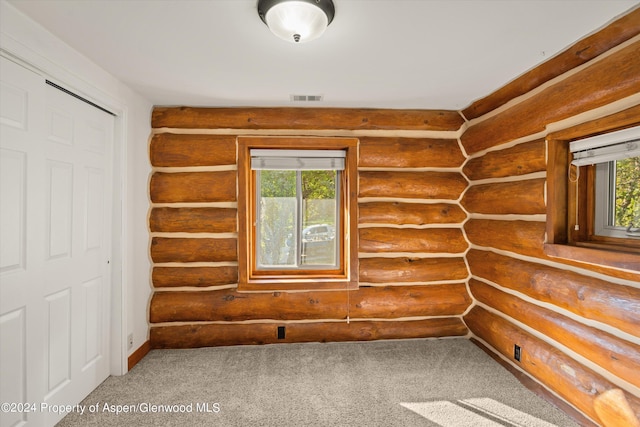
514;344;521;362
277;326;285;339
128;333;134;350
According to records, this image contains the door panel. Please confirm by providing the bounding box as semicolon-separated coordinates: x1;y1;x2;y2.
41;76;113;426
0;308;27;427
1;55;47;427
45;288;72;396
0;55;114;427
47;108;74;146
0;149;26;273
46;160;74;260
82;277;102;366
85;167;105;251
0;79;29;130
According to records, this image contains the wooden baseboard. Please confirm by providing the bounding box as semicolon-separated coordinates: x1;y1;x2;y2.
470;338;597;427
128;340;151;371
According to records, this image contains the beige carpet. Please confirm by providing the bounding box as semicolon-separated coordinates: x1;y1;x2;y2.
57;338;577;426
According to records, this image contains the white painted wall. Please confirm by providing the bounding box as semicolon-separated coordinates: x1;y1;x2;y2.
1;0;152;372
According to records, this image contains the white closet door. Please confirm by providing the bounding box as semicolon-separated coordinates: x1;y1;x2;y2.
1;55;114;427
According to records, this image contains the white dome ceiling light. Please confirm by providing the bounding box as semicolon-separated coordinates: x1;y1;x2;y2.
257;0;336;44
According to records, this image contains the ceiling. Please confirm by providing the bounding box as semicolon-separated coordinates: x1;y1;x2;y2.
7;0;639;110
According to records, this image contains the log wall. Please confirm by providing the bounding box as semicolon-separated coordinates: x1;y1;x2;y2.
461;24;640;425
149;108;471;349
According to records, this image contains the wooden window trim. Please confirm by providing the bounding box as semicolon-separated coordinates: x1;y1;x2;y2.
237;136;359;291
545;113;640;272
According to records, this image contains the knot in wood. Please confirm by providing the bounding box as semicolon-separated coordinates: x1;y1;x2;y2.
223;294;235;302
575;46;591;58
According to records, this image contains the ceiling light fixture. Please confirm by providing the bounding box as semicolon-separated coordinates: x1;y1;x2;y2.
257;0;335;44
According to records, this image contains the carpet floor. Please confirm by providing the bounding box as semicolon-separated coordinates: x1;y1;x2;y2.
57;338;577;426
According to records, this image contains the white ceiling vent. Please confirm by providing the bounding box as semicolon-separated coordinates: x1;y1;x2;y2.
290;94;323;102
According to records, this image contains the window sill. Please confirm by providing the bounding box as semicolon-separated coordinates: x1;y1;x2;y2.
238;279;358;292
543;243;640;272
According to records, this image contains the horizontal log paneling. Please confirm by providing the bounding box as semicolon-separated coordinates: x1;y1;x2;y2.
461;40;640;155
359;227;467;254
150;283;471;323
464;306;640;423
359;257;468;283
150;317;468;348
548;104;640;142
152;107;464;131
462;140;546;181
359;137;465;168
150;133;236;167
148;106;475;349
150;171;236;203
359;202;466;225
461;8;640;120
150;237;237;263
470;279;640;389
464;219;546;258
461;179;546;215
544;244;640;279
467;249;640;338
464;221;639;281
149;207;237;233
359;171;467;200
152;266;238;288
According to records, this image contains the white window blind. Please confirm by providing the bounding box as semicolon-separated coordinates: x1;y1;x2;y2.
251;149;345;170
570;126;640;166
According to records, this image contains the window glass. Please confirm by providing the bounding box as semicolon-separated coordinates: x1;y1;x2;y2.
595;156;640;238
256;170;296;268
300;170;338;267
613;157;640;232
255;169;340;270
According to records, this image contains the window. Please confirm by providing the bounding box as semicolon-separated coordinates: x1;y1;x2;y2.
569;126;640;243
546;120;640;271
252;150;343;271
237;137;358;291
